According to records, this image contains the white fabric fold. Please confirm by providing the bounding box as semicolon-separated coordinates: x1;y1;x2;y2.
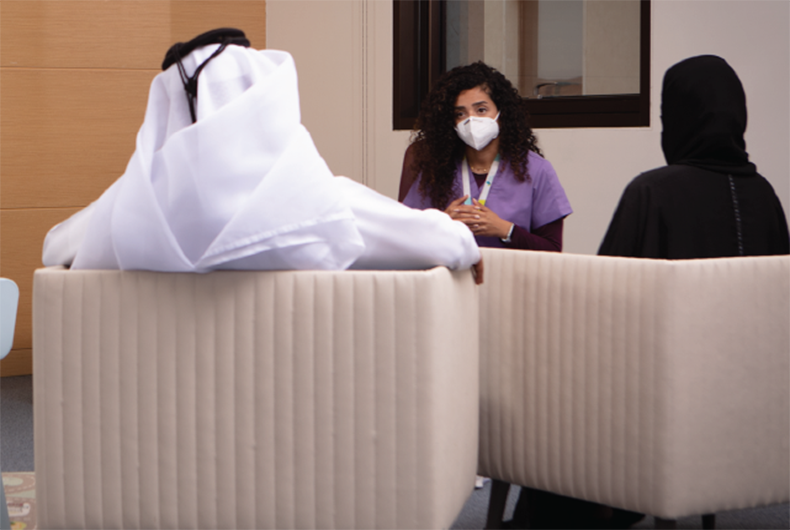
43;46;479;273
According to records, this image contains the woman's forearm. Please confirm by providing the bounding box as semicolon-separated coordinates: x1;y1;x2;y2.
504;217;564;252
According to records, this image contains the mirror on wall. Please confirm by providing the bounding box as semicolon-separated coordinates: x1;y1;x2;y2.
445;0;640;99
394;0;649;129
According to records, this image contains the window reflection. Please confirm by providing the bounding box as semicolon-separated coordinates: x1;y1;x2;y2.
445;0;640;99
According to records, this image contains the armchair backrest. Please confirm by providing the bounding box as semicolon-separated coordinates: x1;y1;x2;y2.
477;248;789;518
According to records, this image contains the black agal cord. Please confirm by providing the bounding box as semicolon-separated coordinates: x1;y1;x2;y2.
161;28;251;124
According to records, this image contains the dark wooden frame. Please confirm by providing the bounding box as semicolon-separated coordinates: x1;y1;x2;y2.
393;0;446;130
393;0;651;130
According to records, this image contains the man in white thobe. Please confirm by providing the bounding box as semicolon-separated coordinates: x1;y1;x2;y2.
42;31;481;281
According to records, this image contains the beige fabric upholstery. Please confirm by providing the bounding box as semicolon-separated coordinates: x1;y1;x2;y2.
477;248;789;519
33;266;479;529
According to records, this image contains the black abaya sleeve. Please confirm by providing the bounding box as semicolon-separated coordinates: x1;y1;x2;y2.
597;178;662;258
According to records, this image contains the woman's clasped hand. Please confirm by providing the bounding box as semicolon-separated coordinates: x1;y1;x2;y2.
446;196;513;240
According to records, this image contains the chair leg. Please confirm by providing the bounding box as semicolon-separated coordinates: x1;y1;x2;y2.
655;517;677;529
702;513;716;529
485;479;510;530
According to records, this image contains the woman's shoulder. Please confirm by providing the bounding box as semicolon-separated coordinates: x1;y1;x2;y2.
517;149;546;165
523;149;556;177
500;150;554;180
527;149;546;162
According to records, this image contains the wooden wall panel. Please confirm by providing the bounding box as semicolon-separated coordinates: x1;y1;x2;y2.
1;69;156;209
0;0;266;376
0;0;171;69
171;1;267;49
0;1;266;69
0;350;32;378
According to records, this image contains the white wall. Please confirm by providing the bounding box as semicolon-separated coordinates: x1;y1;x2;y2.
267;0;408;198
268;0;789;255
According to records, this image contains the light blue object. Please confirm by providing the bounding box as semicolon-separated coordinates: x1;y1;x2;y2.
0;278;18;529
0;278;19;360
0;474;8;530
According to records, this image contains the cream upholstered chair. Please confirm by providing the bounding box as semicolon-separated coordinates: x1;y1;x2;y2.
33;266;480;530
477;248;789;529
1;277;20;530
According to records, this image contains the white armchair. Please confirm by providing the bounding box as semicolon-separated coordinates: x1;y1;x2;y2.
477;249;789;528
33;266;480;529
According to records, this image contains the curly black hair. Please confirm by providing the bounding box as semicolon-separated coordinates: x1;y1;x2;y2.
411;61;541;209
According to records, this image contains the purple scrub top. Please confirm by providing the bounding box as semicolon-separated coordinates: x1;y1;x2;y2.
402;151;573;248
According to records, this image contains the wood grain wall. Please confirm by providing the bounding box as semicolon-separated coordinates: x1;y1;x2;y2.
0;0;266;376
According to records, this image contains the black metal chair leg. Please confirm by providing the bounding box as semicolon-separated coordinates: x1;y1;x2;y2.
485;479;511;529
655;517;678;529
702;513;716;529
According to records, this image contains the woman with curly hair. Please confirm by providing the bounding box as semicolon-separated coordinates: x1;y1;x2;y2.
400;62;572;251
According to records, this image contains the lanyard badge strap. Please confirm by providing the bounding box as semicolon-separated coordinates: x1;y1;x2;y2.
462;155;501;206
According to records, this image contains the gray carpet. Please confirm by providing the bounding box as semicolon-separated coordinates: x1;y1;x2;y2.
0;375;34;473
2;375;788;529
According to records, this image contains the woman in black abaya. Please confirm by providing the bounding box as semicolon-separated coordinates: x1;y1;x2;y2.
599;55;789;258
508;55;789;530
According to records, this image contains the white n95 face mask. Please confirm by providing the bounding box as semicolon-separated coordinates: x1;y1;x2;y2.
455;112;500;150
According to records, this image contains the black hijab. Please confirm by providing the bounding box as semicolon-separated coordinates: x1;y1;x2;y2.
661;55;757;176
599;55;789;259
